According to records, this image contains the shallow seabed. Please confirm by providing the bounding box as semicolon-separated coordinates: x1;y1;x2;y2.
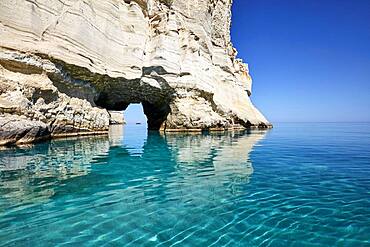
0;123;369;246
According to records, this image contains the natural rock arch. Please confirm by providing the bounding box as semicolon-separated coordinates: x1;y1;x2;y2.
0;0;271;145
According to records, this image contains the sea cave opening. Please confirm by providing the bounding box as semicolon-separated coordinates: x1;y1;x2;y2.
124;103;148;126
120;101;171;130
122;103;148;155
96;90;171;131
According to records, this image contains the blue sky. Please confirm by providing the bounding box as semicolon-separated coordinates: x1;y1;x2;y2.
124;104;147;124
231;0;370;122
125;0;370;123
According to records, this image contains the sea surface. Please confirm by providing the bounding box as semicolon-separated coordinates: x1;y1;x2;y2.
0;123;369;246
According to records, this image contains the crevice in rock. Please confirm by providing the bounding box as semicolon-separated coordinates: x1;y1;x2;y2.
0;59;44;75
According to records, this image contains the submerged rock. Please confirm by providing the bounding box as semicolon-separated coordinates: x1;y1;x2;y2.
0;0;271;145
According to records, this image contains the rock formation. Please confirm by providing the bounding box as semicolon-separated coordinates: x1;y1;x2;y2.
0;0;271;145
109;111;125;125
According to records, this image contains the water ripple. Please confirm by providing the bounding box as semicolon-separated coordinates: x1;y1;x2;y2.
0;123;369;246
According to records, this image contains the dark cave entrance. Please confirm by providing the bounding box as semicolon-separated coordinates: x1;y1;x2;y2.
141;101;171;130
95;87;172;131
101;100;171;131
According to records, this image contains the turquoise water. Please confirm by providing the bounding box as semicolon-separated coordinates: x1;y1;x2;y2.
0;123;369;246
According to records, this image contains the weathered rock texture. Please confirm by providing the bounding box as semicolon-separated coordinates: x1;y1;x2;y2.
0;0;271;145
108;111;125;125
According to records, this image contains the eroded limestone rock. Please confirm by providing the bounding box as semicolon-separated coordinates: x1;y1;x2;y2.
0;0;271;145
109;111;125;125
0;64;110;145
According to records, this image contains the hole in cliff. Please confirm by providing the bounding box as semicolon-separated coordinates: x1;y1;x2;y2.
96;91;171;131
123;102;170;131
95;84;172;131
122;103;147;155
124;104;148;126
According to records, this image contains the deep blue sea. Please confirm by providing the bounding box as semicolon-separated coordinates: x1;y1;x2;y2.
0;123;369;246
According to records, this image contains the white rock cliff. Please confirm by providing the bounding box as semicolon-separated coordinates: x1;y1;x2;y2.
0;0;271;145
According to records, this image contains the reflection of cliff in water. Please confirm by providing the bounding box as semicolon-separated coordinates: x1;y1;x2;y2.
161;131;267;201
0;126;268;206
0;136;110;204
164;131;266;176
